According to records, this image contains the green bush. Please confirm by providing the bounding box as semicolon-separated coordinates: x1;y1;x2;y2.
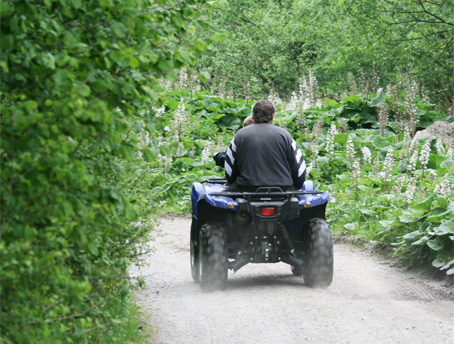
1;0;212;342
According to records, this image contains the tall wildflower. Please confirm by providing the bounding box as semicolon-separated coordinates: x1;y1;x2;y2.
300;75;312;110
436;140;447;156
215;136;225;156
298;75;307;101
407;150;418;175
268;88;282;106
160;78;172;91
201;140;213;164
351;158;361;198
176;142;185;157
393;175;406;194
405;180;417;206
152;105;166;117
287;91;299;111
372;64;380;93
385;83;396;100
401;131;413;160
434;180;452;199
243;73;250;101
406;80;418;137
177;68;188;89
346;136;356;166
338;118;348;133
189;146;196;159
419;140;431;177
347;72;357;94
396;118;406;135
420;85;430;104
311;119;323;136
172;98;188;142
201;139;214;174
358;66;369;96
325;124;337;156
307;69;318;105
141;129;151;145
386;82;403;133
309;138;319;166
351;159;361;179
373;156;380;174
201;146;210;165
296;112;307;137
377;106;389;136
409;137;418;157
217;76;226;99
306;161;314;176
448;103;454;117
361;146;371;164
157;154;173;184
382;148;394;190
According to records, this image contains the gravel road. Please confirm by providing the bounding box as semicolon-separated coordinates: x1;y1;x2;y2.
130;216;454;344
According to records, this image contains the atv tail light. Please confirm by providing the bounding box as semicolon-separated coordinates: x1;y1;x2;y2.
260;207;275;216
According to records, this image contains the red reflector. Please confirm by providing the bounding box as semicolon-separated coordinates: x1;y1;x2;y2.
261;207;275;216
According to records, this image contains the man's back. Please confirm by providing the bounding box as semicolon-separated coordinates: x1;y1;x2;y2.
225;123;306;189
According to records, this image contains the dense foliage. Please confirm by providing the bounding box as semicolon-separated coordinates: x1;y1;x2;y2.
1;0;212;342
2;1;453;343
198;0;454;107
145;84;454;276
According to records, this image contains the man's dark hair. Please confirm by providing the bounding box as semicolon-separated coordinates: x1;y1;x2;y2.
252;99;275;123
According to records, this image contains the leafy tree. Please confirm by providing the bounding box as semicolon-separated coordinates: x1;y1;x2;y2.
342;0;454;104
0;0;212;342
197;0;454;106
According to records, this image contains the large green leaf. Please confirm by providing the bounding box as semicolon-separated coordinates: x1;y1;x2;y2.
426;238;443;251
412;196;434;212
218;114;241;130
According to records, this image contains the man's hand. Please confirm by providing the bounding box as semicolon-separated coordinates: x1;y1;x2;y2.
213;151;227;168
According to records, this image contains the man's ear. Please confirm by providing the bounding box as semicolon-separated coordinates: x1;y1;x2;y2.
269;114;274;124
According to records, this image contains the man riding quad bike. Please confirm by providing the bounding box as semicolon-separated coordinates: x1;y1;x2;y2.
190;179;333;291
189;100;333;291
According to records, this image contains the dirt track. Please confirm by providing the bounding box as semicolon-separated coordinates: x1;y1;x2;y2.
130;216;454;344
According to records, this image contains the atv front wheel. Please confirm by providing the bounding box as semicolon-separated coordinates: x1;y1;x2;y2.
303;218;333;287
198;222;228;291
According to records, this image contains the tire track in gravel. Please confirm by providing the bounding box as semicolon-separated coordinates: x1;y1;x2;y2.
130;216;454;344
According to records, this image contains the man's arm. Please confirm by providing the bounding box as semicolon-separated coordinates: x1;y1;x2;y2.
289;139;306;189
213;151;226;168
224;138;239;184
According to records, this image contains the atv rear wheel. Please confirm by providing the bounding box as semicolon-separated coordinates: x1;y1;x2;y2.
291;265;303;276
190;236;199;283
198;222;228;291
303;218;333;288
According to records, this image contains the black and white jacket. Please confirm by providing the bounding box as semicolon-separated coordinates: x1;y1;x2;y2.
224;123;306;189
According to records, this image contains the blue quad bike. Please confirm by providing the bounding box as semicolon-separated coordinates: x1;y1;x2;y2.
190;178;333;291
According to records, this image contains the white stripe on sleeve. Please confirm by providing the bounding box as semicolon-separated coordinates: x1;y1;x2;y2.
226;148;235;165
295;148;302;163
225;161;233;176
230;138;237;152
298;160;306;177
